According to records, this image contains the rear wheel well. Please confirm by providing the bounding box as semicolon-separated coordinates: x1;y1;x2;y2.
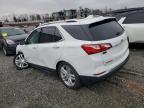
56;61;74;72
56;61;81;89
56;61;66;72
56;61;77;75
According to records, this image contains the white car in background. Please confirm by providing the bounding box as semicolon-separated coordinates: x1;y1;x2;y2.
118;11;144;43
13;17;129;89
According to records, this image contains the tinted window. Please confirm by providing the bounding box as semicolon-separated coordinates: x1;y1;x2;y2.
89;21;124;40
26;29;40;44
39;27;55;43
123;12;144;24
62;19;124;41
62;25;91;41
54;28;62;41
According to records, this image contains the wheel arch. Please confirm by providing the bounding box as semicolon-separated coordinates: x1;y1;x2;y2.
56;60;81;89
56;61;67;71
56;60;75;71
56;60;79;75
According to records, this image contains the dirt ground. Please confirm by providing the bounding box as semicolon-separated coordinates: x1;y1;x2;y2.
0;45;143;108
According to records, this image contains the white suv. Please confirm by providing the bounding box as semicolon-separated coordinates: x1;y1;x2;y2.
13;16;129;89
117;11;144;43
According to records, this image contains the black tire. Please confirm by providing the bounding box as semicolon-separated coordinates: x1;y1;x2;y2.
58;62;81;89
13;53;29;70
2;46;9;56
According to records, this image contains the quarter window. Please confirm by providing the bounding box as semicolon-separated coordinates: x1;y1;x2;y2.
54;28;62;41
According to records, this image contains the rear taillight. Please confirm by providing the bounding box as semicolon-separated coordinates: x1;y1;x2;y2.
81;43;112;55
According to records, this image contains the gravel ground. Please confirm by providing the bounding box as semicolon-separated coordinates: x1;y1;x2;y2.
0;46;144;108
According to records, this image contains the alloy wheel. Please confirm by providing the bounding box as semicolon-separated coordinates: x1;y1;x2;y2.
60;65;76;87
15;54;28;69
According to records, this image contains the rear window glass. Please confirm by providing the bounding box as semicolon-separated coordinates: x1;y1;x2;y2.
62;19;124;41
62;25;91;40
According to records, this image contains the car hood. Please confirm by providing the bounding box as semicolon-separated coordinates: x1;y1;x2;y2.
6;34;28;41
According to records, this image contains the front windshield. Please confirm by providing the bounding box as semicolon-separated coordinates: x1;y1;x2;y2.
0;28;25;36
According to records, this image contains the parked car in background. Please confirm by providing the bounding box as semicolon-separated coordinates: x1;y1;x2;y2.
13;17;129;89
117;11;144;43
22;26;36;33
0;27;28;55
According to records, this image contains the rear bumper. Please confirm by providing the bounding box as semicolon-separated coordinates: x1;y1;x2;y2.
80;55;129;85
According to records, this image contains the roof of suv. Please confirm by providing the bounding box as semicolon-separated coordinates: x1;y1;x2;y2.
38;16;115;28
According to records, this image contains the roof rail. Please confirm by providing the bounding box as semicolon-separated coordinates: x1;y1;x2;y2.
65;19;78;22
39;19;78;26
40;20;65;26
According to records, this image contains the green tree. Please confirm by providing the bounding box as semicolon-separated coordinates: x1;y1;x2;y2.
13;16;17;22
36;14;41;20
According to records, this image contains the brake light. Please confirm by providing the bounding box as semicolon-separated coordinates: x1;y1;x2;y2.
81;43;112;55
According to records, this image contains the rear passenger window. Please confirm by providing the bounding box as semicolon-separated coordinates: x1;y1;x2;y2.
123;12;144;24
39;27;55;43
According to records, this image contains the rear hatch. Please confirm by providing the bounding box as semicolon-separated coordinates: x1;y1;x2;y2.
62;18;129;67
87;19;129;66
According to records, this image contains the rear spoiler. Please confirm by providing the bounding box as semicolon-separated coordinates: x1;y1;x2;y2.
89;18;116;28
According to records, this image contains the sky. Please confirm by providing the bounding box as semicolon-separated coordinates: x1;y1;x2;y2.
0;0;144;16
